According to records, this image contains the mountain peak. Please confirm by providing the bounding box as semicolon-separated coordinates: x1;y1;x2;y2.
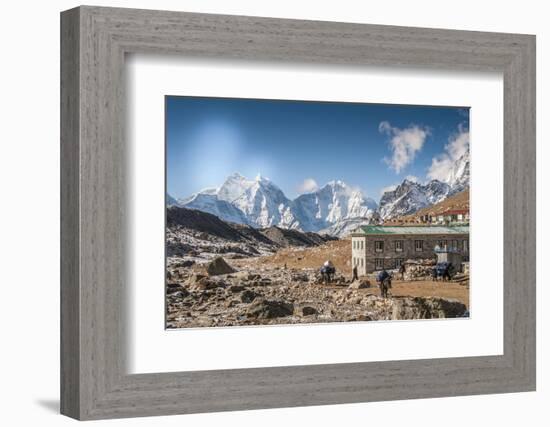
255;173;270;182
178;173;379;235
400;178;420;188
326;179;346;188
227;171;246;180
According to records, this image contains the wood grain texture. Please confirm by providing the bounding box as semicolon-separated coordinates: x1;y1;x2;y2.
60;6;536;420
60;7;80;419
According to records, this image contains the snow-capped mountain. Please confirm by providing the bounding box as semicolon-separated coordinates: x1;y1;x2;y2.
174;174;378;236
176;173;296;229
172;147;469;232
379;150;470;219
446;151;470;195
216;173;296;228
292;180;377;232
167;193;179;206
178;191;251;225
319;214;381;237
379;179;450;219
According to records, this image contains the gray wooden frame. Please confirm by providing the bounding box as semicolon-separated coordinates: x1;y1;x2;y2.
60;5;536;420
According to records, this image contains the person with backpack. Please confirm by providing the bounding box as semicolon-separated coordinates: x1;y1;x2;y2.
377;269;391;298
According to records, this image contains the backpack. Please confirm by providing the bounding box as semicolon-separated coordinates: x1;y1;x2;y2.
377;270;388;282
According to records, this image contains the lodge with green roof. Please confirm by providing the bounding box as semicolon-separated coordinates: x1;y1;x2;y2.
351;224;469;275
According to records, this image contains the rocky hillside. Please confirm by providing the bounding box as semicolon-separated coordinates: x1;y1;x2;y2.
377;150;469;219
384;189;469;225
378;179;451;219
260;226;337;248
166;206;335;261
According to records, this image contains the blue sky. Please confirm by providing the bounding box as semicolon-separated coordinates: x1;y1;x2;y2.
166;96;469;201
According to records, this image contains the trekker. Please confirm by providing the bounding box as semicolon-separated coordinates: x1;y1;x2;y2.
320;260;336;284
377;269;391;298
431;266;438;281
443;264;452;281
398;263;406;280
352;265;358;282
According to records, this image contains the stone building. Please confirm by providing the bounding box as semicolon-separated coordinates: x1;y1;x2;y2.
419;209;470;225
350;225;469;275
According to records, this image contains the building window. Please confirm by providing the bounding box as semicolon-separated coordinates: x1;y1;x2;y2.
463;240;469;252
353;241;356;249
360;240;364;250
375;241;384;252
395;240;403;252
360;258;364;267
451;240;458;250
375;258;384;270
437;240;447;250
414;240;423;252
395;258;404;268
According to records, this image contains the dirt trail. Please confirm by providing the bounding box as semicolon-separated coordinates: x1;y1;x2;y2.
239;239;353;275
353;279;469;308
234;240;469;308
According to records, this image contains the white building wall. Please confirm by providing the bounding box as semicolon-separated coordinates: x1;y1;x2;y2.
351;236;367;276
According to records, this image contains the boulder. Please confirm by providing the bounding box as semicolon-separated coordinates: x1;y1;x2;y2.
241;289;257;303
291;273;309;282
301;306;318;316
186;273;207;286
206;257;237;276
166;283;189;298
186;273;225;291
348;280;370;289
233;271;261;281
166;282;184;294
391;297;467;320
173;259;196;268
246;299;294;319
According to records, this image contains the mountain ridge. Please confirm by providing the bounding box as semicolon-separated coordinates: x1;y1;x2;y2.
171;174;379;236
168;150;469;235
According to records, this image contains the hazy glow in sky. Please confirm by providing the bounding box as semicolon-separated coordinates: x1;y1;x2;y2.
166;96;469;200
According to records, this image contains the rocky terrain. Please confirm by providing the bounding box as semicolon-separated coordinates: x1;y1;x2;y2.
166;257;468;328
165;205;468;329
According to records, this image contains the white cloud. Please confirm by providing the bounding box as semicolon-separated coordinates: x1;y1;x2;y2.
379;121;429;174
380;184;397;196
297;178;319;194
405;175;420;183
427;125;470;182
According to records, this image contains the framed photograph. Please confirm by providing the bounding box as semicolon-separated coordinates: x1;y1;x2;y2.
61;6;536;420
164;96;472;329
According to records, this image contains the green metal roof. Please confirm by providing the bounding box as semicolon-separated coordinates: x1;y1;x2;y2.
353;225;469;235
